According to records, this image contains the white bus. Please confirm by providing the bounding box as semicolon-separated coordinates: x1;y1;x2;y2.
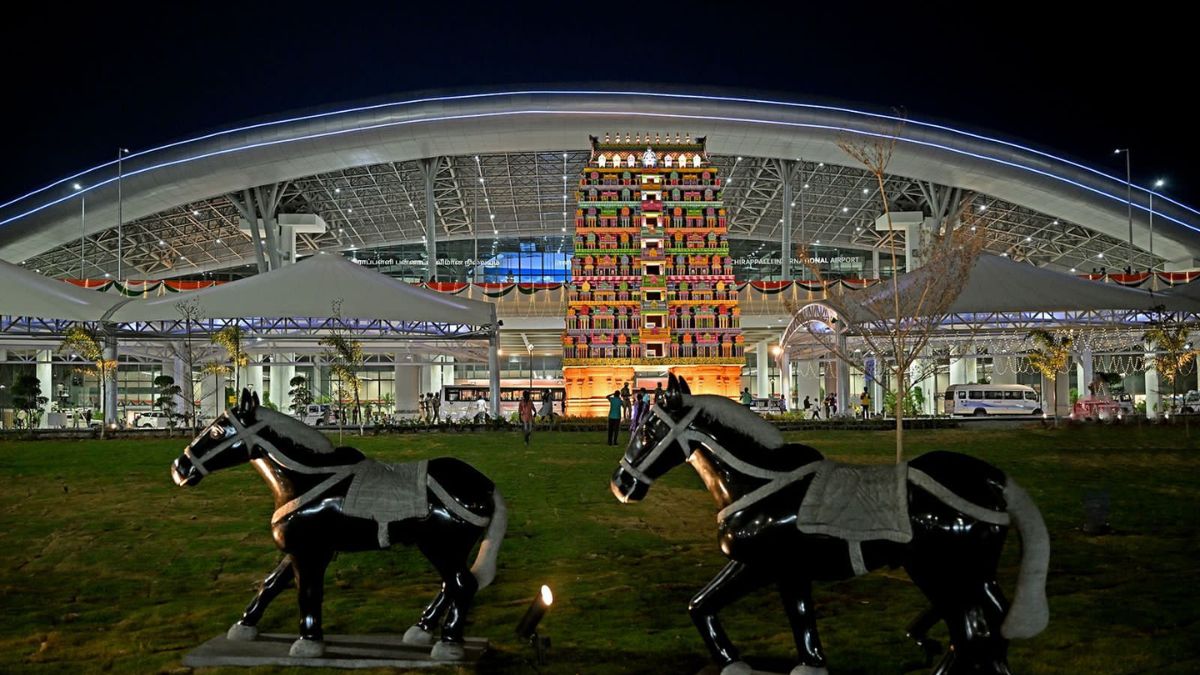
943;384;1042;416
440;385;566;421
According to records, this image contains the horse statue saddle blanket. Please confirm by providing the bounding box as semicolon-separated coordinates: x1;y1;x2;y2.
796;460;912;544
341;459;430;546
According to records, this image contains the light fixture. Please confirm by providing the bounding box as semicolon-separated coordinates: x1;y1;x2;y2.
73;183;82;191
192;210;200;216
515;585;554;665
335;188;341;193
1154;179;1166;189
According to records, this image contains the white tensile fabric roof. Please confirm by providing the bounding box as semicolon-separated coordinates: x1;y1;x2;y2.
822;253;1200;326
105;253;496;326
0;258;115;322
947;254;1200;314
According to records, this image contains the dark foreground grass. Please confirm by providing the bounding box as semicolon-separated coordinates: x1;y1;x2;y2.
2;424;1199;674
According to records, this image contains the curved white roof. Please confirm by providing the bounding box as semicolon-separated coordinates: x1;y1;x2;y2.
3;89;1197;268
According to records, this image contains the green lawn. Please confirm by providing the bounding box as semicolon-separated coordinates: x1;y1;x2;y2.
1;425;1199;674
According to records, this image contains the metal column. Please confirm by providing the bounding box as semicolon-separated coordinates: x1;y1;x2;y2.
421;158;439;282
103;332;118;426
777;159;800;279
756;340;771;399
488;329;501;418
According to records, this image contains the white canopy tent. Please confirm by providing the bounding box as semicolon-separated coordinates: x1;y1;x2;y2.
105;253;495;326
947;254;1200;314
2;254;504;419
781;254;1200;416
104;253;502;416
0;259;115;323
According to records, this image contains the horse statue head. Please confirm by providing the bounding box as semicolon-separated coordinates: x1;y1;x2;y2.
171;388;333;487
611;373;811;508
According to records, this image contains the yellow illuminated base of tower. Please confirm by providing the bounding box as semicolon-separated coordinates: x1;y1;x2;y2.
564;364;743;417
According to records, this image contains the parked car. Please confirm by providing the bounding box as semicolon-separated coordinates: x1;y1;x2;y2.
1180;390;1200;413
134;411;172;428
1115;393;1135;414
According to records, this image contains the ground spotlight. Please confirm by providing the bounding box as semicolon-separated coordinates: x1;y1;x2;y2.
515;584;553;664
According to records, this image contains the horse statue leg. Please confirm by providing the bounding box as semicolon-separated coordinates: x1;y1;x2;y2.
688;561;771;675
401;589;451;646
289;548;334;658
417;539;479;660
227;554;295;641
905;605;944;666
777;577;829;675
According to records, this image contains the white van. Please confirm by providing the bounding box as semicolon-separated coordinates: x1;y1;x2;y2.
943;384;1042;416
300;404;332;426
134;411;172;428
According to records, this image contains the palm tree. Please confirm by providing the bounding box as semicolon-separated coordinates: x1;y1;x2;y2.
1145;314;1197;415
320;334;364;436
60;326;117;438
1026;329;1073;425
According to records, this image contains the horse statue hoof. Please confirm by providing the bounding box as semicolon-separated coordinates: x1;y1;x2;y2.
288;638;325;658
430;640;466;660
226;622;258;641
402;624;435;646
790;666;829;675
721;661;753;675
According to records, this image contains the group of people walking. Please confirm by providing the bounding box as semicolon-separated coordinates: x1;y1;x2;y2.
605;381;664;446
519;389;560;446
417;392;441;424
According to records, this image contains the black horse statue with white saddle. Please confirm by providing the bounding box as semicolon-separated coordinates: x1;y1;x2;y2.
611;375;1048;675
171;389;506;660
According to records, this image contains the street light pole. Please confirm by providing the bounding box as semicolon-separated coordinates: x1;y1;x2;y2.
117;148;129;282
1115;148;1133;271
1150;179;1165;272
73;183;85;279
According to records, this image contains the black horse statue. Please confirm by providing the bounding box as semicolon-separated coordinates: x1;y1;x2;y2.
611;375;1048;675
171;389;506;660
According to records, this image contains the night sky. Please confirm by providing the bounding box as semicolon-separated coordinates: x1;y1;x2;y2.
2;3;1194;207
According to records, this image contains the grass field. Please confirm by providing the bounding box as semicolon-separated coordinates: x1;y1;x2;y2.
2;424;1199;674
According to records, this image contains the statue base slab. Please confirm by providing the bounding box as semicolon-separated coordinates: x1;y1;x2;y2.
183;633;487;668
696;664;790;675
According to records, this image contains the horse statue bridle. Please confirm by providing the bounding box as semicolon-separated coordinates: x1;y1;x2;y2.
619;404;703;489
184;410;269;476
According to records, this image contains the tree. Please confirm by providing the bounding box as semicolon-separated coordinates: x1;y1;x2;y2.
288;374;314;414
1144;312;1197;413
793;123;986;462
321;333;364;436
60;325;117;437
211;326;249;393
10;374;48;429
171;299;202;429
153;375;182;433
1026;329;1073;423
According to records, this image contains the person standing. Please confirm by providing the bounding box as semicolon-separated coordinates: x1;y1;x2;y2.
740;387;753;407
418;393;428;424
777;394;787;413
432;391;441;424
860;388;871;420
538;389;556;426
606;390;622;446
620;382;632;422
519;390;535;446
653;382;665;407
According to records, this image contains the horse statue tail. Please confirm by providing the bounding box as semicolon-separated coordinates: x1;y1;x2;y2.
470;487;507;590
1000;477;1050;639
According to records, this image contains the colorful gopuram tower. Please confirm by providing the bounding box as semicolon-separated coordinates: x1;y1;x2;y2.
563;132;744;416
